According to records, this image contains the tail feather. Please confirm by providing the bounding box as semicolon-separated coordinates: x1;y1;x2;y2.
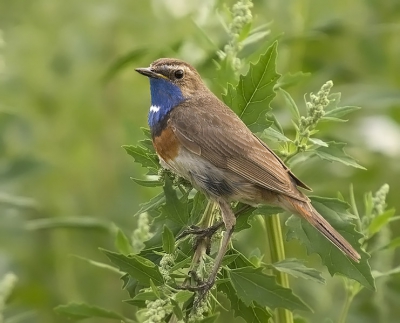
286;197;361;262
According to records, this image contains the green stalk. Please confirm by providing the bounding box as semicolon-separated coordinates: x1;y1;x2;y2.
198;200;217;228
338;290;355;323
186;201;217;275
264;214;293;323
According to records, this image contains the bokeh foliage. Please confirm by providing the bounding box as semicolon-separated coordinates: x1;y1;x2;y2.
0;0;399;322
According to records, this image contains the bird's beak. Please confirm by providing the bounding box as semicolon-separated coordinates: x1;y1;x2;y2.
135;67;166;80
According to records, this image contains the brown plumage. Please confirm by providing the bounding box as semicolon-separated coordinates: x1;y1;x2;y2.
136;58;361;292
168;77;360;262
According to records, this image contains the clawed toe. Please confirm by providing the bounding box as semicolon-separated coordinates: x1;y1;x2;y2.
177;279;214;296
176;222;223;241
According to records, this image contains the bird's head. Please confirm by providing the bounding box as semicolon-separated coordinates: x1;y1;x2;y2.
136;58;207;129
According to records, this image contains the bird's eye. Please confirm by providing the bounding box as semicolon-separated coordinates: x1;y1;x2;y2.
174;69;184;79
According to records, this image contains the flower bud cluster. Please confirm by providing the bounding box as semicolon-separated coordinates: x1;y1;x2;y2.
158;168;192;191
159;254;174;282
295;81;333;151
144;299;173;323
304;80;332;129
132;213;152;254
173;176;193;191
221;0;254;71
204;259;215;278
188;296;208;322
372;184;389;216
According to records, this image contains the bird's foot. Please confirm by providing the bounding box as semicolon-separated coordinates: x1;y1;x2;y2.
178;276;215;306
177;222;223;241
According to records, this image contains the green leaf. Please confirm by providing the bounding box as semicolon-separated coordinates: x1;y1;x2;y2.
275;71;311;90
286;196;375;290
320;116;348;123
160;178;190;226
0;192;39;210
149;279;160;298
325;92;341;109
229;267;310;311
121;274;139;298
141;127;152;139
242;30;270;47
190;191;207;224
238;22;252;42
271;258;325;284
374;237;400;252
386;237;400;250
114;228;133;255
130;291;158;302
131;178;163;187
219;275;272;323
25;217;111;231
308;137;328;147
72;256;123;275
122;145;159;171
260;127;292;143
197;313;220;323
232;203;255;232
233;204;281;233
162;225;175;253
170;298;183;320
222;41;281;132
269;112;284;134
214;56;237;92
221;254;239;267
226;249;256;269
324;105;361;119
390;215;400;223
278;87;300;120
54;303;130;322
134;191;165;216
294;316;310;323
101;248;163;286
174;290;194;303
169;257;192;272
368;208;396;236
373;266;400;279
248;248;264;267
314;141;366;169
320;92;361;122
139;138;155;151
125;291;158;307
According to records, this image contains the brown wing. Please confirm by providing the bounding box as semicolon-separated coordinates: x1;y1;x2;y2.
169;94;309;202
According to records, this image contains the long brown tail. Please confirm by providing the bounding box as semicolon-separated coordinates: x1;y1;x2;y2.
284;196;361;262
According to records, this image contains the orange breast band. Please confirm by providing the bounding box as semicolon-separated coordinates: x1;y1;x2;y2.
153;126;180;162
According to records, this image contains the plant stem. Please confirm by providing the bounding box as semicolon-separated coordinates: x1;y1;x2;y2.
338;290;355;323
264;214;293;323
199;200;217;228
186;201;217;276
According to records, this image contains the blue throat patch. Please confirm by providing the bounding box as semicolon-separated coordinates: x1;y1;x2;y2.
148;78;185;129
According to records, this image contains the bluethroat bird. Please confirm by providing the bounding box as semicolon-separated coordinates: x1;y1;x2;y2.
136;58;360;293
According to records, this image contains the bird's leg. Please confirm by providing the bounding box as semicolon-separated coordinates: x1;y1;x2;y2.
176;204;251;241
193;199;236;301
179;201;218;291
176;221;224;241
178;203;251;302
177;204;250;287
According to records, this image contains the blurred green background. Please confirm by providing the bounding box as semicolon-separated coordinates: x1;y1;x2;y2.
0;0;399;322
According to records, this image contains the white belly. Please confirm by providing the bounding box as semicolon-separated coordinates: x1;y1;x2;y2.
158;147;260;203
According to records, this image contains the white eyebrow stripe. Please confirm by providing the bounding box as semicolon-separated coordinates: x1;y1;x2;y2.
150;105;160;112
